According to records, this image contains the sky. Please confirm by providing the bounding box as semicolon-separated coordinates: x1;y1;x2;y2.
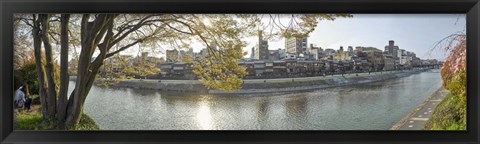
108;14;466;61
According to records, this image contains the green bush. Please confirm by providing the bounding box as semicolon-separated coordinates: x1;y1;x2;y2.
14;61;39;95
445;70;466;103
14;60;61;95
423;92;466;130
424;71;466;130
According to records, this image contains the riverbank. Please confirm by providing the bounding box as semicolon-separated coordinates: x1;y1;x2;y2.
70;69;431;94
423;70;466;130
390;87;448;130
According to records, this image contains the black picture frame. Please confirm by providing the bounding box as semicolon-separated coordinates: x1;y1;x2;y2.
1;0;479;143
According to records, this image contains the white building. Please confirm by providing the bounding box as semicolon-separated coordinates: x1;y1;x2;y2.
285;37;308;55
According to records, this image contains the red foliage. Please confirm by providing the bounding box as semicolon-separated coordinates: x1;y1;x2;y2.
440;34;466;87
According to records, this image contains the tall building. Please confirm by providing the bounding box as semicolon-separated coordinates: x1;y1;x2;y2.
250;47;255;60
285;37;308;55
309;44;321;60
348;46;354;53
186;48;195;59
253;31;269;60
384;40;401;67
384;40;400;59
279;49;287;59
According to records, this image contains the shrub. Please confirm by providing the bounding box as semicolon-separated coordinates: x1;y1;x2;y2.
14;60;39;94
14;59;60;95
424;71;466;130
424;92;466;130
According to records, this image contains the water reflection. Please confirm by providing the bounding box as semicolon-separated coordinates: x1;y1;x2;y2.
255;97;269;122
285;95;308;129
196;96;213;129
76;70;442;130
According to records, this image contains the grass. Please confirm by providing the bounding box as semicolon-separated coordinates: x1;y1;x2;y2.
15;110;55;130
15;106;100;130
68;113;101;130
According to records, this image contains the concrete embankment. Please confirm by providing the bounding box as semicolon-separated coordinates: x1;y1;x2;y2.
210;69;428;94
70;69;430;94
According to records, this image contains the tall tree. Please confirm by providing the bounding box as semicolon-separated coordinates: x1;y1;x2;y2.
39;14;57;120
31;14;49;119
57;14;71;129
18;14;351;128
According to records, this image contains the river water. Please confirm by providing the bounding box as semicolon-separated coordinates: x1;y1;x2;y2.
68;69;442;130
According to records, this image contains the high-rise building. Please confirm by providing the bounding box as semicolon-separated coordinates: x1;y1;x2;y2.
285;37;308;55
279;48;287;59
348;46;354;53
338;46;344;53
384;40;400;59
250;47;255;60
384;40;401;67
254;31;269;60
309;44;322;60
186;48;195;59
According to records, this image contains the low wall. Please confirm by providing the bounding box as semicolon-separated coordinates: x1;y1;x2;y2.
210;69;427;94
70;69;429;95
116;80;208;93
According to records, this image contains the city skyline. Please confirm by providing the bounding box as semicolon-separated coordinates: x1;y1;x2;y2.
101;14;466;61
244;14;465;61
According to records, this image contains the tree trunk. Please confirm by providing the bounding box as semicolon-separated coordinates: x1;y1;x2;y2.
57;14;71;129
39;14;57;120
32;14;49;120
64;14;114;128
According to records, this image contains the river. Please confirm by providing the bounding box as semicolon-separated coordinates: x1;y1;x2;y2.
68;69;442;130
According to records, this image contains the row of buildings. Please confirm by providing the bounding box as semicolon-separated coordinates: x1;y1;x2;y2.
157;58;440;80
72;32;442;80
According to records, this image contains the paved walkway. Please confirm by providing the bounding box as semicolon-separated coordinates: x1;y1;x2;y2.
391;88;448;130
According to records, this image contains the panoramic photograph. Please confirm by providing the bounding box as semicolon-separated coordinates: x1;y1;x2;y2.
12;14;466;130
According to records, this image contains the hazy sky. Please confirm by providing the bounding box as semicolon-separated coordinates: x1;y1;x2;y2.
120;14;466;61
